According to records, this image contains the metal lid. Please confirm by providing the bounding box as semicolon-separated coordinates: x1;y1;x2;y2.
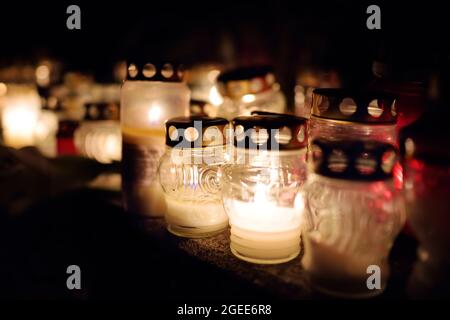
126;61;184;82
165;116;229;148
217;66;276;98
232;114;308;151
312;88;398;124
310;138;398;181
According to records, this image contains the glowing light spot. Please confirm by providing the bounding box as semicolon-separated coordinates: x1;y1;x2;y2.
242;94;256;103
148;105;162;123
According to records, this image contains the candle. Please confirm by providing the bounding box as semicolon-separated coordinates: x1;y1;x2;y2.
226;191;304;263
1;84;41;148
164;198;228;237
34;110;59;157
159;116;230;237
302;139;405;297
121;62;190;217
223;114;308;264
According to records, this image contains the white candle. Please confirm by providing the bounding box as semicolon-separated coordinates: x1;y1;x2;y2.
164;197;228;237
225;187;304;264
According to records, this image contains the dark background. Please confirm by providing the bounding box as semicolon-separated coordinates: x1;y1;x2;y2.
0;0;448;87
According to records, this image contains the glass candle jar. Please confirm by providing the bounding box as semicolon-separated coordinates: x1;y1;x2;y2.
222;114;308;264
310;89;398;147
158;116;230;238
302;139;405;298
121;62;190;217
216;66;286;120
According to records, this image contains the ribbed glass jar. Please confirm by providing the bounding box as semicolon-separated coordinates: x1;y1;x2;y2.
302;139;405;297
159;116;230;238
222;114;308;264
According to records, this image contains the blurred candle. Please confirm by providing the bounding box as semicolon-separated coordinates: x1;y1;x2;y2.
121;62;189;217
1;84;41;148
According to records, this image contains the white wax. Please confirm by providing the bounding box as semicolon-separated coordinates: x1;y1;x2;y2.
225;198;303;263
227;199;302;232
165;196;228;228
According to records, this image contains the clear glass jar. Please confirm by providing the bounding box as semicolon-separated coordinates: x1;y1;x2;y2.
310;89;398;147
158;116;230;238
302;139;405;297
222;114;308;264
121;62;189;217
217;66;286;120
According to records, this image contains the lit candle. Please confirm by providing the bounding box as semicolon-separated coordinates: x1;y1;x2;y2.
1;84;41;148
121;62;190;217
301;139;405;297
159;116;230;238
164;198;228;237
225;187;304;263
223;114;308;264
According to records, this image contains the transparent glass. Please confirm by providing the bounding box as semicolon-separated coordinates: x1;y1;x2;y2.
222;148;307;264
217;88;286;120
159;145;230;238
309;117;397;147
121;80;189;217
302;173;405;297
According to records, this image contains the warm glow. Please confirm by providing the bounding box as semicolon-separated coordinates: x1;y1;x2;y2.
36;65;50;87
148;104;162;123
208;86;223;106
104;133;122;162
0;82;7;96
2;104;40;147
242;94;256;103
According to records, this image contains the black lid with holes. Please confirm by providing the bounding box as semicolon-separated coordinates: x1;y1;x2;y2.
312;88;398;124
126;61;184;82
165;116;229;148
232;114;308;150
310;138;398;181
